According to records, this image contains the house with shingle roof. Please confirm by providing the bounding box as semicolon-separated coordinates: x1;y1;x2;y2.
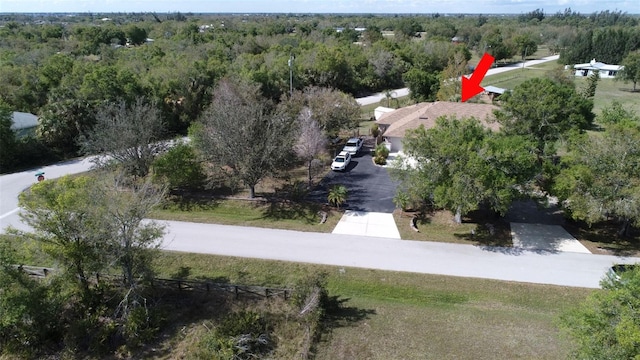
375;101;500;152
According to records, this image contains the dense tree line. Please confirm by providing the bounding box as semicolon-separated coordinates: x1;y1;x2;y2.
1;10;637;171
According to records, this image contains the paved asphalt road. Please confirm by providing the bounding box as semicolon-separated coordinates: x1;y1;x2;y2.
356;55;560;106
310;150;398;213
161;220;636;289
3;53;638;289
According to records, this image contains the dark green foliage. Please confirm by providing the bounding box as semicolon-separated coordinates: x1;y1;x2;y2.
561;265;640;359
0;105;16;172
581;69;599;98
403;68;439;102
126;25;148;46
0;242;63;357
561;27;640;65
495;78;594;161
374;143;389;159
198;311;274;359
152;142;206;191
480;29;515;62
553;125;640;236
598;101;640;127
38;99;95;156
327;185;348;208
398;117;538;222
618;52;640;91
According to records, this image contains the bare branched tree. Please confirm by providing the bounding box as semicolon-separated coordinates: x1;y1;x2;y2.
279;86;361;138
193;78;297;198
294;108;327;187
81;98;167;177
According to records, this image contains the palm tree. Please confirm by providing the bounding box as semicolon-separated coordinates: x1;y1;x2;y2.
327;185;348;209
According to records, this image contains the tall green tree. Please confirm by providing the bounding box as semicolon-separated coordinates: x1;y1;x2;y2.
17;176;109;303
512;33;538;61
403;68;439;102
397;117;537;223
553;125;640;237
617;52;640;91
14;171;166;342
0;105;16;172
495;77;594;161
193;77;297;198
126;25;148;46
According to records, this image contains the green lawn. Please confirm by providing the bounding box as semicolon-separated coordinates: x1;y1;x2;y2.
482;60;640;116
152;252;593;360
481;60;560;90
150;198;342;233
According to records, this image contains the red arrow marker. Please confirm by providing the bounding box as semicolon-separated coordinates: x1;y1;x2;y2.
461;53;495;102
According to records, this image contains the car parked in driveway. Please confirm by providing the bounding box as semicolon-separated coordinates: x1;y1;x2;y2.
342;137;363;155
331;151;351;171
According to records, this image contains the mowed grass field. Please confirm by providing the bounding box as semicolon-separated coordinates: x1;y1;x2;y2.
482;60;640;116
153;252;594;360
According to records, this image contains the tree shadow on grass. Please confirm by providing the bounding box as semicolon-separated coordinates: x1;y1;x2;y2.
163;190;222;211
454;209;513;248
324;296;376;329
261;200;322;224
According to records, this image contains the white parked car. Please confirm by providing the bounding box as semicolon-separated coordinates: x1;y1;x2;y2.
342;138;363;155
331;151;351;171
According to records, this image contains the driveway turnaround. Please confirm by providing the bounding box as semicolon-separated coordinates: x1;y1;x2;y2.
332;211;401;239
511;223;591;254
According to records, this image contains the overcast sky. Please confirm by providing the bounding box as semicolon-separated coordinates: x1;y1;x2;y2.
0;0;638;14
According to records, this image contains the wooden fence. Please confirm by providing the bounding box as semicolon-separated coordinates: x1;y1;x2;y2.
15;265;291;300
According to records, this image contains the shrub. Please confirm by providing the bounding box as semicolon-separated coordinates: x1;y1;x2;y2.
371;123;380;138
375;143;390;159
374;155;387;165
327;185;348;208
197;311;274;360
393;191;410;211
152;142;206;191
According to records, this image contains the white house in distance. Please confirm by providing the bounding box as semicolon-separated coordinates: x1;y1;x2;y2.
573;59;624;78
375;101;500;153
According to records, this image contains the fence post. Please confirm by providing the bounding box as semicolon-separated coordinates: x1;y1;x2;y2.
265;288;269;298
235;286;239;299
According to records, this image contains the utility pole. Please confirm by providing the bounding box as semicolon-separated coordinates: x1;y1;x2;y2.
288;54;294;97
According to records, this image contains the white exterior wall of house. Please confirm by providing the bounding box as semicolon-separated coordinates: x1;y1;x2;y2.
573;59;623;79
385;136;403;153
574;69;620;78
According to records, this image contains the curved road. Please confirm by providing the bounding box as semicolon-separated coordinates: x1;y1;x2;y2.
3;53;638;289
357;55;560;106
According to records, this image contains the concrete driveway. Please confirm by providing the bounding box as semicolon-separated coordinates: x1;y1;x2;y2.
311;149;398;213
